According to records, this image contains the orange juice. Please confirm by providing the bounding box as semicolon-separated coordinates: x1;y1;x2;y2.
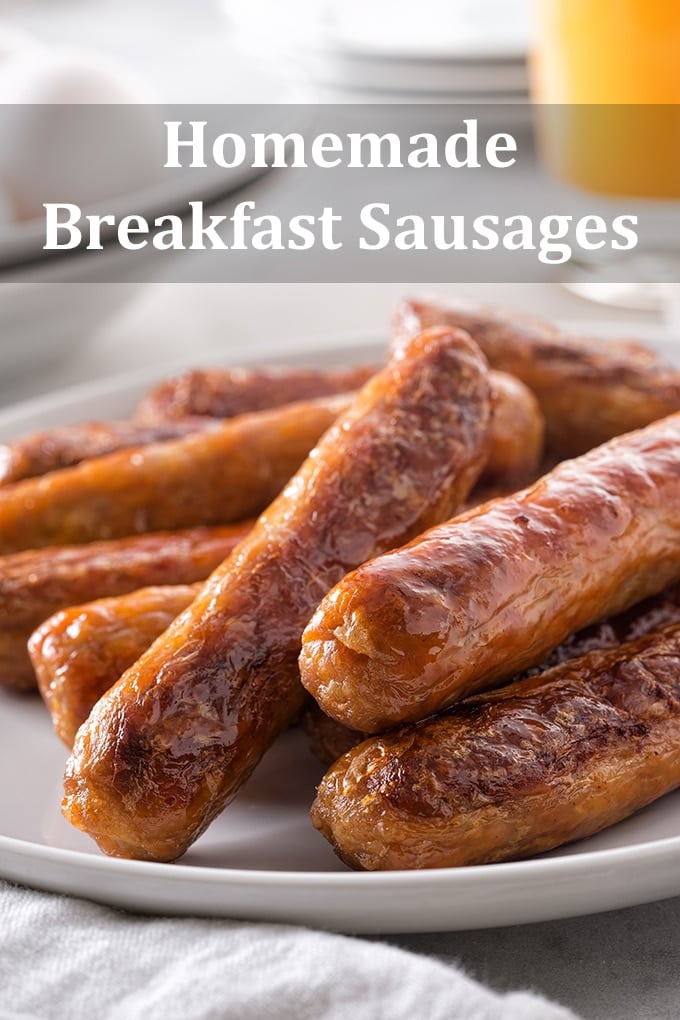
534;0;680;103
532;1;680;196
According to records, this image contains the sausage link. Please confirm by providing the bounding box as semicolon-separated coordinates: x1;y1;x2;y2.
0;396;348;554
0;419;221;485
133;364;378;424
393;295;680;456
44;527;631;756
0;523;250;691
300;412;680;732
0;360;537;498
62;327;492;861
1;372;538;499
30;585;199;747
49;572;680;760
303;581;680;765
312;621;680;870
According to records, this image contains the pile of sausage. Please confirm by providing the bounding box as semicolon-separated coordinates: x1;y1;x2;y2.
4;294;680;870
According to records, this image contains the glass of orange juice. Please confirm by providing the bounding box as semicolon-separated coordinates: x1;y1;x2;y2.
531;1;680;310
532;1;680;194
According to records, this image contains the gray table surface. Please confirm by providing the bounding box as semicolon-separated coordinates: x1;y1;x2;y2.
383;898;680;1020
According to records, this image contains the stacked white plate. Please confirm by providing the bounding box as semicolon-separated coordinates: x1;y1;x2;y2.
221;0;531;104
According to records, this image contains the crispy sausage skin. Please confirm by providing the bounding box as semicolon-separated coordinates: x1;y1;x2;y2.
134;360;542;486
0;523;250;692
30;585;199;747
300;412;680;733
62;328;492;861
0;419;221;486
0;396;348;554
393;295;680;456
312;622;680;870
133;364;378;423
1;364;378;485
303;582;680;766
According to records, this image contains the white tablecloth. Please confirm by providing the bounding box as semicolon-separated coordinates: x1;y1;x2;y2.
0;879;578;1020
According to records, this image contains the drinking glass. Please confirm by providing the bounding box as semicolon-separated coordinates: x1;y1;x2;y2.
530;0;680;318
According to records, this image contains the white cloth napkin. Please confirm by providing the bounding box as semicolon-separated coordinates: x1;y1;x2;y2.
0;880;578;1020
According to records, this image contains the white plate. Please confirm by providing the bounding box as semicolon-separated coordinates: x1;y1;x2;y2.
3;333;680;934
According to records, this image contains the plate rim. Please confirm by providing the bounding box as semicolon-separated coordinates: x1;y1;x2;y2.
4;826;680;887
0;329;384;435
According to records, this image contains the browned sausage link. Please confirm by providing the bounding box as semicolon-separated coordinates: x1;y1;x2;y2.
133;364;379;424
300;412;680;733
62;327;492;861
392;295;679;456
1;370;538;497
0;419;224;485
519;580;680;674
0;396;349;555
303;580;680;766
30;585;200;747
312;621;680;870
38;571;680;758
135;354;542;487
484;371;544;485
0;523;251;692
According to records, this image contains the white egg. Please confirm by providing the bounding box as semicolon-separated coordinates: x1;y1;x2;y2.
0;47;164;221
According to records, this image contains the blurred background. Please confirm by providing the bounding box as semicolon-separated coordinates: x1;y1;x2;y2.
0;0;533;103
0;0;677;402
